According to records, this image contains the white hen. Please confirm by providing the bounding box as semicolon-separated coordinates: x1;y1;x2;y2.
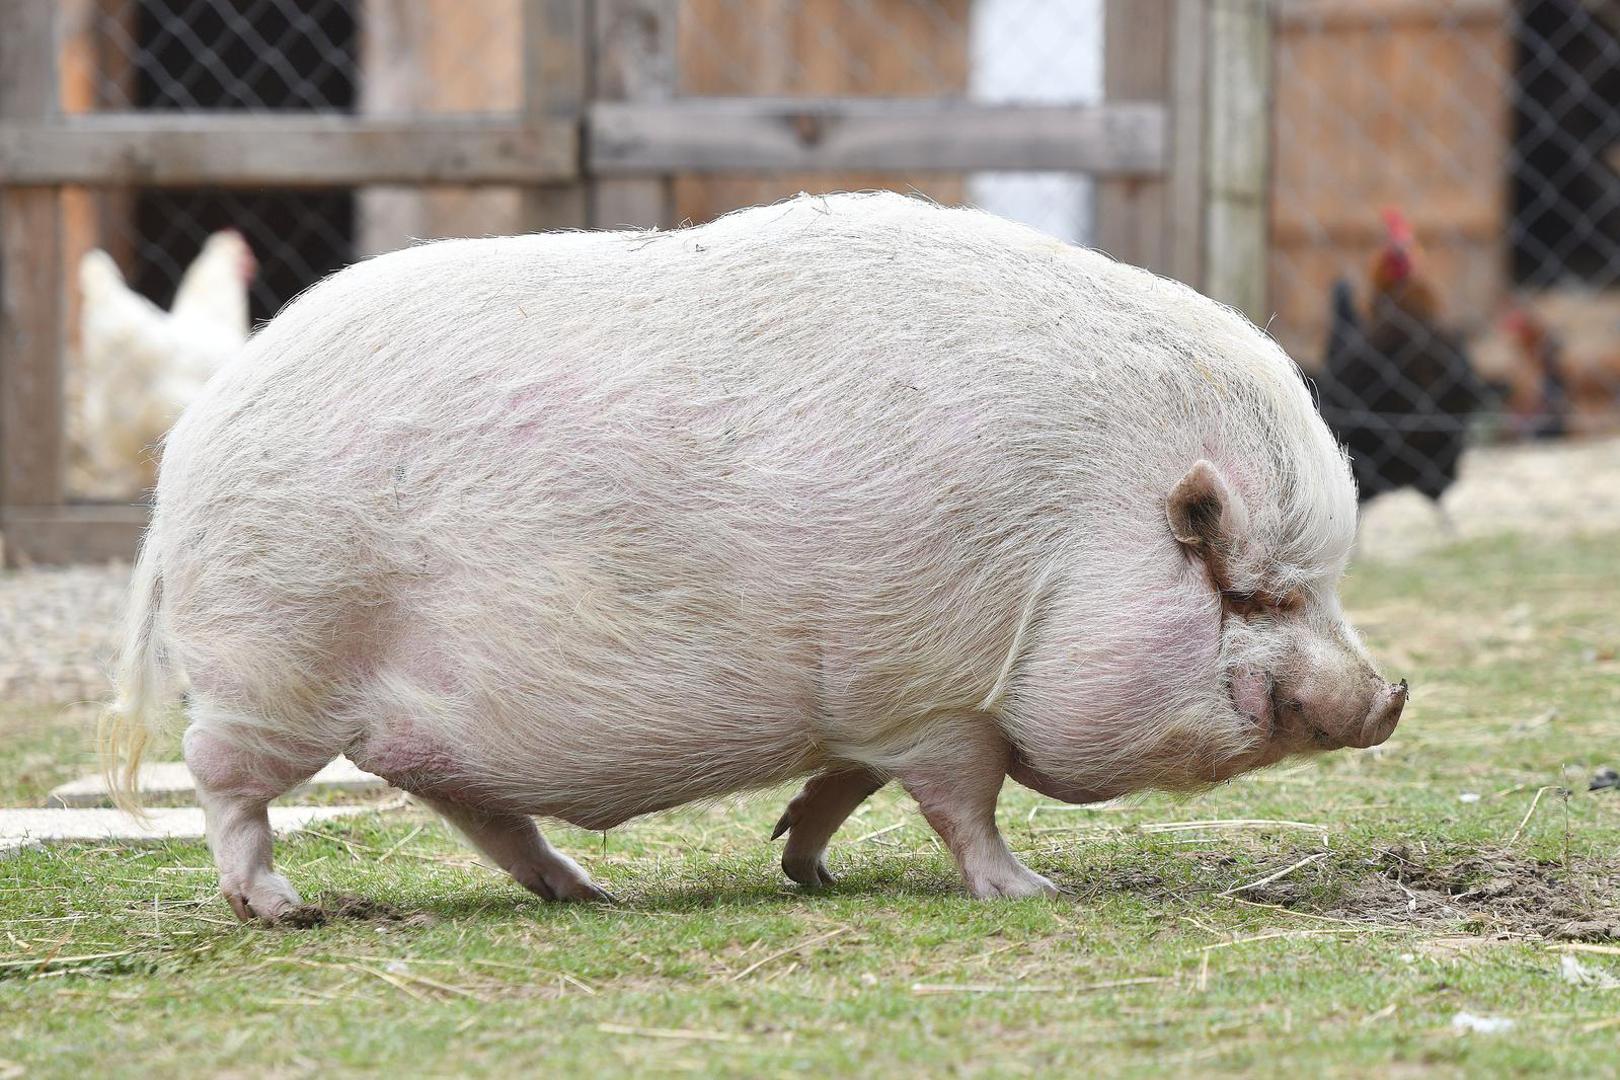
72;230;257;497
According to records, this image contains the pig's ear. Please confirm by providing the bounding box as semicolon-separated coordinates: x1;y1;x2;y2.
1166;460;1249;577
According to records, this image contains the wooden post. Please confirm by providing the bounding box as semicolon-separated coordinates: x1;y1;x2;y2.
0;1;65;566
1096;0;1171;274
1100;0;1271;325
589;0;676;229
1167;0;1208;290
1202;0;1272;323
521;0;590;232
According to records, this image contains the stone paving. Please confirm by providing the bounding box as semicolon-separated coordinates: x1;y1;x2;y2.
0;805;371;856
44;756;384;808
2;757;389;855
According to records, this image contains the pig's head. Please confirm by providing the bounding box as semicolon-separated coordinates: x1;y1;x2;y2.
1163;458;1406;766
1003;438;1406;804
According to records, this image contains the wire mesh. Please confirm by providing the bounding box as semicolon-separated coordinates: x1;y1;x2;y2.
41;0;1620;526
80;0;522;115
1273;0;1620;520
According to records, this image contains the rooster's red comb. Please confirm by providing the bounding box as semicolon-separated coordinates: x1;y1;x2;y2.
1381;207;1414;248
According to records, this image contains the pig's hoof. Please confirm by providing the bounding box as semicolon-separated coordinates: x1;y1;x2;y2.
782;851;837;889
965;865;1063;900
516;856;614;904
535;873;614;903
222;871;303;923
562;880;615;904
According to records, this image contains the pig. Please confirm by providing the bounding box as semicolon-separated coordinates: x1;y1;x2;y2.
102;192;1406;920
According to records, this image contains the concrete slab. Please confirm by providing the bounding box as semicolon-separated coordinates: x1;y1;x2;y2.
45;757;385;808
0;805;370;856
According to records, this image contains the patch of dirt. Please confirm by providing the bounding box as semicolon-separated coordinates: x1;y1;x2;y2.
1242;845;1620;939
272;893;437;931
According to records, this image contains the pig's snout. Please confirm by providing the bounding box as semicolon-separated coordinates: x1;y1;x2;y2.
1274;672;1407;751
1349;678;1407;749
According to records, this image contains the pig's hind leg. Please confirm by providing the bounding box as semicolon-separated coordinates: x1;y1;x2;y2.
183;719;333;923
424;799;611;903
771;768;887;886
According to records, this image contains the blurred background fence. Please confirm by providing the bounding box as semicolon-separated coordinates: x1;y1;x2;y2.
0;0;1616;566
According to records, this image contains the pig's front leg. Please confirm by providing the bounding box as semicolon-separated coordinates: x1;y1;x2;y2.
771;767;887;886
895;719;1060;900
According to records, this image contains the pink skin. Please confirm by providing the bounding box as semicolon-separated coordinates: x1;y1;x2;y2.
188;716;612;923
345;720;468;802
781;662;1405;878
777;719;1061;899
191;448;1401;914
777;665;1287;858
348;723;612;902
1228;666;1274;732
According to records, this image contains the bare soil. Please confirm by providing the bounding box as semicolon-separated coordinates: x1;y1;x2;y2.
1245;845;1620;941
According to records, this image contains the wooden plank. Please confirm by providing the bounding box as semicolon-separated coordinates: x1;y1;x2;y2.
1203;0;1272;322
588;99;1166;175
1096;0;1172;273
1;0;66;545
0;114;579;187
0;196;63;517
672;0;970;228
1271;9;1511;241
590;0;677;230
1274;0;1506;30
1268;0;1513;362
1167;0;1208;288
520;0;589;232
0;504;148;566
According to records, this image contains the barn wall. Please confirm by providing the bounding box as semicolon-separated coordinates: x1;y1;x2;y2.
357;0;524;251
673;0;971;224
353;1;973;236
1268;0;1513;367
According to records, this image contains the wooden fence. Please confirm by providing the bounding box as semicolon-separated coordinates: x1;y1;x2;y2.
0;0;1269;567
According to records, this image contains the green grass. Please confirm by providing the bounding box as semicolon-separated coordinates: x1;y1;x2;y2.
3;531;1619;1077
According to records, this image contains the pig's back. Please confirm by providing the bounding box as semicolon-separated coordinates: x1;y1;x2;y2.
165;190;1291;538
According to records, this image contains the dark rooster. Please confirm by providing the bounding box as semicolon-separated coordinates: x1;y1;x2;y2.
1315;210;1486;508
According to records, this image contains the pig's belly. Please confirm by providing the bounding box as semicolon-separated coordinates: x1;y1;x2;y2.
349;704;821;829
342;618;827;829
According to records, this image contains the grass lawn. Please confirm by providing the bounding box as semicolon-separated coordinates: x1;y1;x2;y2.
2;530;1618;1077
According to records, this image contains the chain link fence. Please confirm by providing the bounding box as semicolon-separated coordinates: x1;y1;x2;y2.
43;0;1620;543
1273;0;1620;545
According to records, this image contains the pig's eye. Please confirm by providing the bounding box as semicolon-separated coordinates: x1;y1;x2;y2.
1221;590;1269;617
1222;589;1304;617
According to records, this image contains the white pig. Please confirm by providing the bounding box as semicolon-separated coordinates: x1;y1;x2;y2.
103;192;1405;919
